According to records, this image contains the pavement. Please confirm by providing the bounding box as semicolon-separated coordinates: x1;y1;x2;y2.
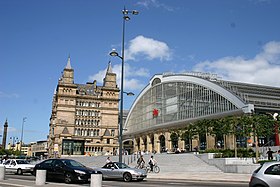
0;171;251;187
0;153;252;186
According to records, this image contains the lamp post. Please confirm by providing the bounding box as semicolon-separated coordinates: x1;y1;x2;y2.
273;113;279;146
20;117;27;155
10;136;18;150
110;7;138;163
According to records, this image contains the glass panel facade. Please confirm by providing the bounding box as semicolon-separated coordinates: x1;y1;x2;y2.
62;139;84;155
126;81;238;134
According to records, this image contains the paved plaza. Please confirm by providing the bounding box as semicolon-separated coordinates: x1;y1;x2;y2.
0;153;252;186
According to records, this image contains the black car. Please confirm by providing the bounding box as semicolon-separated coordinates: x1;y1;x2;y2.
33;158;100;183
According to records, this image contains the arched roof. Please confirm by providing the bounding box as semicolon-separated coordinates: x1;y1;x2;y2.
124;73;253;135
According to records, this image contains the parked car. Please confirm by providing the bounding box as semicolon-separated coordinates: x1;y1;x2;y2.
33;158;100;184
93;162;147;182
249;161;280;187
1;159;35;175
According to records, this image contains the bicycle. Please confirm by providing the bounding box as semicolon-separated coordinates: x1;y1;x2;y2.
135;162;145;169
144;164;160;173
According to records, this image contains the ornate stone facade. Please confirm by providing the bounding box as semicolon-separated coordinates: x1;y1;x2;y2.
48;58;119;157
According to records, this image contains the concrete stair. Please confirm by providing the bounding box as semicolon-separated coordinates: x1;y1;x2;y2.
65;153;222;173
138;153;222;173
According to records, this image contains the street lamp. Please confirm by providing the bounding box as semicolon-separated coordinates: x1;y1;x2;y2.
110;7;138;163
10;137;18;150
20;117;27;155
273;113;279;146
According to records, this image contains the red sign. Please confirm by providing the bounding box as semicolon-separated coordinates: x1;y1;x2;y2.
153;109;159;117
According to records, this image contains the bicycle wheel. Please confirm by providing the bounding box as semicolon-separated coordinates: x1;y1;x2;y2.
145;166;151;173
154;165;160;173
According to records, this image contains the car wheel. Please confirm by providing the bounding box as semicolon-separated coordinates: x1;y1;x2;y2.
17;168;23;175
123;172;132;182
64;173;73;184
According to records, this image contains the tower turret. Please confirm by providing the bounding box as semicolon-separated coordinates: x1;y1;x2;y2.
2;119;8;149
103;61;117;88
59;56;74;84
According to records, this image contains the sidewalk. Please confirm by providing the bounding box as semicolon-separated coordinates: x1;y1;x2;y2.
147;171;251;183
0;171;251;187
0;178;82;187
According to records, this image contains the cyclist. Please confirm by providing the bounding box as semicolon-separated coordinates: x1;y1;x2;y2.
148;155;157;172
137;155;145;169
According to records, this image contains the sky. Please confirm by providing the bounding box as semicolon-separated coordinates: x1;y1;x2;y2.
1;0;280;145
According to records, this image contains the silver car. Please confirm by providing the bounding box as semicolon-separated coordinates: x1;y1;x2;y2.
94;162;147;182
249;161;280;187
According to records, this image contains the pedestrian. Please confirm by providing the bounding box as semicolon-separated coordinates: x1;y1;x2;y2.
148;155;157;172
106;157;112;163
137;155;145;169
276;150;280;161
1;156;8;164
266;148;275;160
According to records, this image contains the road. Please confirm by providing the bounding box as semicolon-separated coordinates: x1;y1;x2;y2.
1;174;248;187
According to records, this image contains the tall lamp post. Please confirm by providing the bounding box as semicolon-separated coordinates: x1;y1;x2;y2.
110;7;138;163
20;117;27;155
273;113;279;146
10;136;18;150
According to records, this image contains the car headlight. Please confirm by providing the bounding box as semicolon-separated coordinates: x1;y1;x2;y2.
74;170;86;175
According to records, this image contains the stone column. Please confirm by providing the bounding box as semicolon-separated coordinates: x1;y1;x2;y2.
153;133;161;154
147;135;153;153
165;132;172;151
139;136;144;152
133;138;138;153
192;139;199;151
178;139;185;150
206;134;215;149
225;134;235;149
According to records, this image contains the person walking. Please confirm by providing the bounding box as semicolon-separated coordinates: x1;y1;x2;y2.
266;148;275;160
137;155;145;169
276;150;280;161
148;155;157;172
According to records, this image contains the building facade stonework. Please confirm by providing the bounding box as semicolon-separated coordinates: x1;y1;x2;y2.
48;58;119;157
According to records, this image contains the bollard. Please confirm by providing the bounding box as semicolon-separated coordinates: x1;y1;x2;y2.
90;174;102;187
0;166;5;180
35;170;46;185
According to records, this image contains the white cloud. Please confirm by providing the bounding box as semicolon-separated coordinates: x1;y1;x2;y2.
136;0;174;11
0;91;19;98
88;62;149;91
126;35;172;61
193;41;280;87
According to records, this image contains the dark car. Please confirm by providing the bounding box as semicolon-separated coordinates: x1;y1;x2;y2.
33;158;100;184
249;161;280;187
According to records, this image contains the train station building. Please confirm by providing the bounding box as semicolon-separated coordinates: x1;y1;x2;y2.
123;72;280;154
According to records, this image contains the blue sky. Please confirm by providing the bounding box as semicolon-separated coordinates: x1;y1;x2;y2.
1;0;280;145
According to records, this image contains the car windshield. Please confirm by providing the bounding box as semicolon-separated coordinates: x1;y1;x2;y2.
16;160;30;164
116;163;130;169
62;160;84;167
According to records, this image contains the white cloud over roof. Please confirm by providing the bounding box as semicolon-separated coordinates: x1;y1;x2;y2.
193;41;280;87
126;35;172;61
